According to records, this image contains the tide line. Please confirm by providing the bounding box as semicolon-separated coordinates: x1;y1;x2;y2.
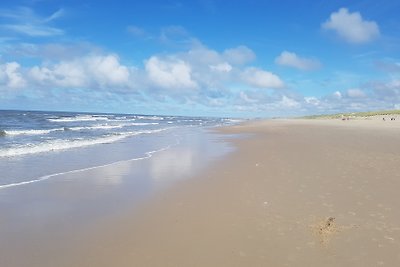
0;139;180;190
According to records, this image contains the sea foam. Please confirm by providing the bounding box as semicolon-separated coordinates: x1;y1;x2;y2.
0;128;170;157
5;128;65;136
48;115;109;122
0;142;177;190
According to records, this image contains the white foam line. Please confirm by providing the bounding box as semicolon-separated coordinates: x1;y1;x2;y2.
0;139;180;190
47;115;109;122
0;128;173;158
5;128;65;136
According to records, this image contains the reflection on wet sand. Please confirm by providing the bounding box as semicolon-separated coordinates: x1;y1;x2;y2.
0;128;233;267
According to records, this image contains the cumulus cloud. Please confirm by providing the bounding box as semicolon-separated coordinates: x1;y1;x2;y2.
241;67;285;89
209;63;232;72
145;56;198;90
275;51;321;71
371;79;400;100
1;43;288;114
29;63;86;88
1;44;264;98
322;8;380;44
28;54;131;89
347;88;366;98
178;46;236;89
185;46;221;66
0;62;26;89
89;55;131;87
333;91;342;99
231;77;400;116
223;45;256;65
144;45;274;94
239;91;258;103
279;95;300;108
6;44;399;117
304;96;321;106
302;80;400;115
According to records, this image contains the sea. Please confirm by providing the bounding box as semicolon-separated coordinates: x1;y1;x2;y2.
0;110;241;189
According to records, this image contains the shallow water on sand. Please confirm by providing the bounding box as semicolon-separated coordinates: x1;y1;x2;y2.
0;127;234;267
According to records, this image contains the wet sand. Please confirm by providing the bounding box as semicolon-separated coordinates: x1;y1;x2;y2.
3;119;400;266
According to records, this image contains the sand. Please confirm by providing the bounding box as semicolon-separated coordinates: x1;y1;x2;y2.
3;119;400;266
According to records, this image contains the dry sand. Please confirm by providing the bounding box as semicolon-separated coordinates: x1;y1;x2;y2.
20;119;400;266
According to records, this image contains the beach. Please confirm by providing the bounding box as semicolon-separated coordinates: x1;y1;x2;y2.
2;118;400;266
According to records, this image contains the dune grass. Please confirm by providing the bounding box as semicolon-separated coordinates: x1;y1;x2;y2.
302;109;400;119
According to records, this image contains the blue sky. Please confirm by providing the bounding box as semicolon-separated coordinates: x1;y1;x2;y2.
0;0;400;117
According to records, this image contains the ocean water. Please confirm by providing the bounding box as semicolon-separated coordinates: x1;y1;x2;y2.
0;110;241;189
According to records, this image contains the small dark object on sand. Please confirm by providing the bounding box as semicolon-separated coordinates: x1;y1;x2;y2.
320;217;335;231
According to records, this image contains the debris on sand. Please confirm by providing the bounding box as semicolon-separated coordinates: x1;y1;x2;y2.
312;217;337;245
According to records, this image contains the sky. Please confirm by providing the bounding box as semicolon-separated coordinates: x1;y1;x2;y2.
0;0;400;117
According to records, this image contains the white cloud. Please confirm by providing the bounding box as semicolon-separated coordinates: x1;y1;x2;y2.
145;56;198;90
374;61;400;73
0;44;298;115
304;96;321;106
28;54;131;89
347;88;366;98
280;95;300;108
0;7;64;37
88;55;130;87
371;79;400;100
44;8;65;23
209;62;232;72
241;67;284;89
275;51;321;71
207;98;225;107
239;91;258;103
127;25;150;39
2;24;63;37
333;91;342;99
178;46;234;90
2;43;268;106
29;63;86;88
322;8;380;44
223;45;256;65
159;25;194;46
185;46;221;65
232;77;400;116
8;42;100;61
0;45;250;98
0;62;26;89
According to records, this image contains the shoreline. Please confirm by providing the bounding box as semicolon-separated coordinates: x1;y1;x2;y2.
79;119;400;266
0;140;177;190
0;126;234;267
2;119;400;266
